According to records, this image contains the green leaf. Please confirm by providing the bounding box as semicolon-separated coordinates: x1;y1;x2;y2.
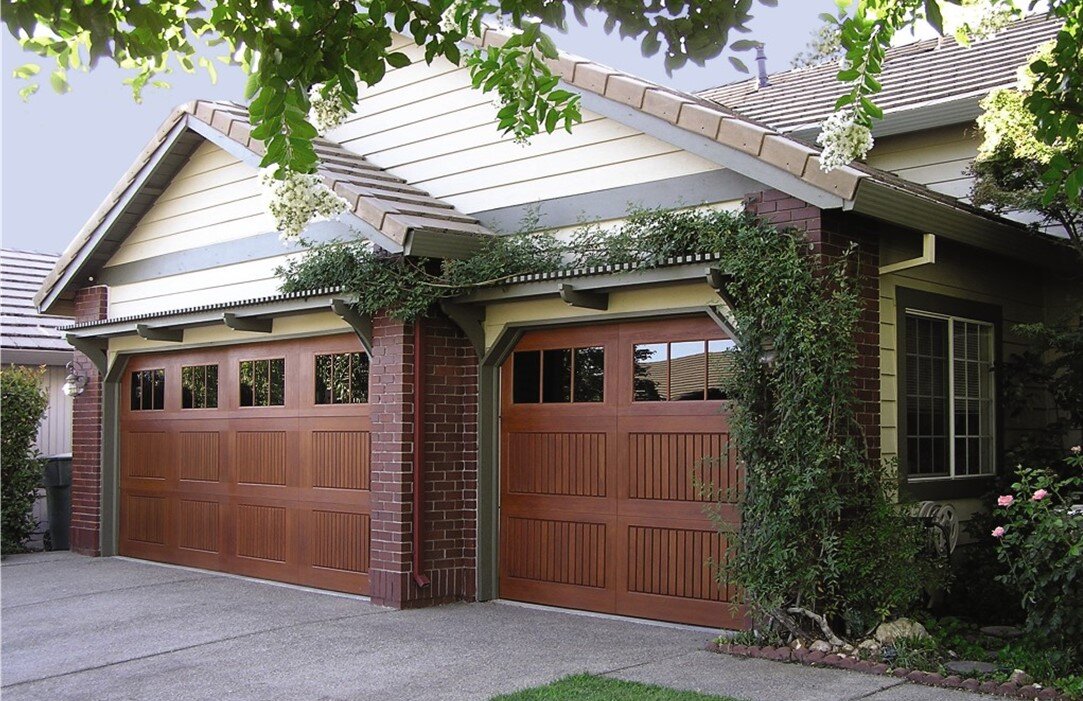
386;52;411;69
859;96;883;119
730;40;759;52
244;73;260;100
728;56;748;74
12;63;40;80
924;0;944;35
49;70;70;94
18;83;39;102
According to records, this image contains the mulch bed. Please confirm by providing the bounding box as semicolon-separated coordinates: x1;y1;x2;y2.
707;641;1072;700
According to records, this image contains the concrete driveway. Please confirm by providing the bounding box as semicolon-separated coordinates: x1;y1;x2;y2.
2;553;983;701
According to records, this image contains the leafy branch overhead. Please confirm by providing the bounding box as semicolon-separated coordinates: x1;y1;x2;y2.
1;0;777;177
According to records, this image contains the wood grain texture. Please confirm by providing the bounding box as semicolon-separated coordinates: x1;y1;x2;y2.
499;317;744;628
119;334;372;595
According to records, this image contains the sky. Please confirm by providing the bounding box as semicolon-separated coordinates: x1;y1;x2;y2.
0;1;839;255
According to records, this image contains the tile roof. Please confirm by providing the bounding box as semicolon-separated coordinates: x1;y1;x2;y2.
35;99;490;312
696;13;1062;133
1;249;72;357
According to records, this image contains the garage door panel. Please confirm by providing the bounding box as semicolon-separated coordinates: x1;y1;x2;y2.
120;334;372;596
500;317;742;627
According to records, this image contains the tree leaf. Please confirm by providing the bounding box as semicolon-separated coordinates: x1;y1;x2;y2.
12;63;40;80
730;40;759;52
49;70;70;94
728;56;748;73
386;51;411;68
923;0;944;35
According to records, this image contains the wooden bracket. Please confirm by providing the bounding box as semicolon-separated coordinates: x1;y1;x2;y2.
440;300;486;357
559;283;608;311
136;323;183;343
330;298;373;354
65;334;108;374
223;312;273;333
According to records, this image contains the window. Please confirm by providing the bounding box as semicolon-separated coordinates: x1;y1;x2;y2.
239;358;285;407
633;339;735;401
904;311;995;480
130;369;165;411
315;352;369;404
181;364;218;409
512;346;605;404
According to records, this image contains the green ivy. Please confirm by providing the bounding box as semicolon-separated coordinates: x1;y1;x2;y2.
1;365;48;554
279;207;933;637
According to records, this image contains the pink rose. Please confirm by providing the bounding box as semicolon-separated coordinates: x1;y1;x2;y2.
992;526;1006;538
1032;489;1049;501
997;495;1014;507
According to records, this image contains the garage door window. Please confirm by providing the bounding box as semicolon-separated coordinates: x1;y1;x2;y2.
239;358;285;407
130;369;165;411
181;364;219;409
633;339;735;401
315;352;369;404
512;346;604;404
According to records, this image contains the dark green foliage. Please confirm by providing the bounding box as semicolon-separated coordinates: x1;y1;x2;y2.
279;208;767;321
1;365;48;554
715;225;932;638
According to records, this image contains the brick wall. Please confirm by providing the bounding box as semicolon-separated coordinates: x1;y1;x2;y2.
746;191;881;461
368;313;478;608
70;286;108;555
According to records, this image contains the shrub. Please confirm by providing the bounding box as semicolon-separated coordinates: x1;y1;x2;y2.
1;365;48;554
992;450;1083;664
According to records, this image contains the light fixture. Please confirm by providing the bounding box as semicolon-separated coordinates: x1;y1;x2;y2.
62;360;87;397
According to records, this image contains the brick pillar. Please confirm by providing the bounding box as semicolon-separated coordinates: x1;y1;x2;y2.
70;285;108;555
368;312;478;608
746;191;881;462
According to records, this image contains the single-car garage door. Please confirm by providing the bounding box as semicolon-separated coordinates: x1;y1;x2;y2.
120;333;371;595
499;317;743;628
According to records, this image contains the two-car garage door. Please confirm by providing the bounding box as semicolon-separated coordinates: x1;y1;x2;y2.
499;317;744;628
119;334;371;595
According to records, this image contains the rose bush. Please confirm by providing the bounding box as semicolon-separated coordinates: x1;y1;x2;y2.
993;448;1083;664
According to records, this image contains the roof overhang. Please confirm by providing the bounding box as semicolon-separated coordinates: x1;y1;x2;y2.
789;93;988;141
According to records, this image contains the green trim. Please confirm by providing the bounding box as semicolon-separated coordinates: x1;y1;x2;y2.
99;356;128;556
894;286;1003;501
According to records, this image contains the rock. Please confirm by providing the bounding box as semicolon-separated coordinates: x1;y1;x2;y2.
857;639;881;659
1009;669;1033;686
945;660;999;675
789;638;804;650
809;640;833;653
874;618;930;644
840;643;856;654
981;625;1024;639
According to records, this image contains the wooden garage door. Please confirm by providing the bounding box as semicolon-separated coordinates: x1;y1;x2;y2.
499;317;743;627
119;334;372;595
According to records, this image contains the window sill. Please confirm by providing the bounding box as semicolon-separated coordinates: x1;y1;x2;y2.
901;476;996;501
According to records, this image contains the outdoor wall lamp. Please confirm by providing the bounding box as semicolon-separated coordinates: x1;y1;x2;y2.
62;360;87;397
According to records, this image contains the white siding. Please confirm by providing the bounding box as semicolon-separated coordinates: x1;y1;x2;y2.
34;365;72;458
103;141;275;267
326;41;723;221
867;123;981;201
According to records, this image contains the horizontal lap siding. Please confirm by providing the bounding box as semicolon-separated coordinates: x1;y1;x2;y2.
102;141;276;269
867;124;980;201
325;42;723;223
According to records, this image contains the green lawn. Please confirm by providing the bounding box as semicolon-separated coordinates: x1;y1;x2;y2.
490;674;745;701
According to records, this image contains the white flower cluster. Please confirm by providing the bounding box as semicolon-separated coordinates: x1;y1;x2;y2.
816;109;874;171
308;83;348;135
440;0;467;34
953;0;1016;42
260;166;349;244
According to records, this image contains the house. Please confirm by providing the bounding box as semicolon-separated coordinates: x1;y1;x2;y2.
3;249;74;547
3;249;74;459
36;15;1078;629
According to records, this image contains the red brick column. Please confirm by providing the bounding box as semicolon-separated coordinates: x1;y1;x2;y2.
368;313;478;608
746;191;881;461
70;285;108;555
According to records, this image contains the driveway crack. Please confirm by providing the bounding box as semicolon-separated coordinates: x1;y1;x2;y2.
2;608;395;690
1;576;209;610
597;650;701;677
844;678;908;700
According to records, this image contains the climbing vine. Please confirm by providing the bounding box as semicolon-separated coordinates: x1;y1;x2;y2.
279;206;933;636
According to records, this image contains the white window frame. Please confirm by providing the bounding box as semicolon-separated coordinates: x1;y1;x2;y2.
904;309;996;482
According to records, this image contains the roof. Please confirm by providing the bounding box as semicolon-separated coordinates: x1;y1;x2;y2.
697;13;1062;135
1;249;72;363
34;100;490;315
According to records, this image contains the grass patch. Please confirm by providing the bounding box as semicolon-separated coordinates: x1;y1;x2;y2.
490;674;744;701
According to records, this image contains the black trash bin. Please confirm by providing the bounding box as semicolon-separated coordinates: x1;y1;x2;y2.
43;454;72;551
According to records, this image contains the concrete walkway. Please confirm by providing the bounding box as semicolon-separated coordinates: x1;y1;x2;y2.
2;552;984;701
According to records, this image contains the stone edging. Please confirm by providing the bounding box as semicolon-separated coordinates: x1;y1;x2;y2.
708;642;1072;700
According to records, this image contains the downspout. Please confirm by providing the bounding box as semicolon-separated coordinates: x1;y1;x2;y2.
412;317;431;589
